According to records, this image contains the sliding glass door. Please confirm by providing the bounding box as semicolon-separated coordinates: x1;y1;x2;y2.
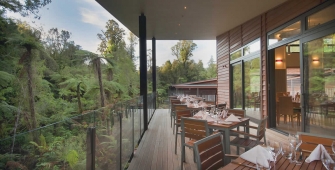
232;62;242;109
303;33;335;136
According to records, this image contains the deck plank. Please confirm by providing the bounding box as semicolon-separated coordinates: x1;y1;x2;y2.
128;109;288;170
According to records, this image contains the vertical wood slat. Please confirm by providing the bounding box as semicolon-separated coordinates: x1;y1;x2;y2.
217;33;230;107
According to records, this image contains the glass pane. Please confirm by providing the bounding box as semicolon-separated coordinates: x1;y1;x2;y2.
269;21;301;46
230;50;242;61
243;39;261;56
307;3;335;30
244;56;261;120
232;63;242;109
303;33;335;136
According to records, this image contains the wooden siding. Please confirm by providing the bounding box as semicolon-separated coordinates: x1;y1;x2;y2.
216;0;324;118
216;33;230;107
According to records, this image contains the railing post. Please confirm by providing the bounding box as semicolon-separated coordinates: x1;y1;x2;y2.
86;127;95;170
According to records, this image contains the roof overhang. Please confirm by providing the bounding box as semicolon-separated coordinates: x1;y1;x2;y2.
96;0;287;40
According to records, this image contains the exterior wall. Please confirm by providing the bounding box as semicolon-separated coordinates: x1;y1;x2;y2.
217;0;325;116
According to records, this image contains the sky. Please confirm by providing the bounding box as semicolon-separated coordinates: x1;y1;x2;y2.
5;0;216;67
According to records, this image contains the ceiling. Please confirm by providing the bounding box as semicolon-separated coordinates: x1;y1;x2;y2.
96;0;288;40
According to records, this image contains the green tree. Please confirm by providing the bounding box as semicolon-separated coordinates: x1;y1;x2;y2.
0;0;52;19
6;22;43;130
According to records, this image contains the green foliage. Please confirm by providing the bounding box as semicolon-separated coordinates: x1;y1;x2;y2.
66;150;79;168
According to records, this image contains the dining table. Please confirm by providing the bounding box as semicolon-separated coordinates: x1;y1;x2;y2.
192;112;250;164
220;154;327;170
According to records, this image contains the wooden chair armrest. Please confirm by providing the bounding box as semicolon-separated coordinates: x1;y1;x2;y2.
225;154;239;158
243;125;258;129
230;130;258;138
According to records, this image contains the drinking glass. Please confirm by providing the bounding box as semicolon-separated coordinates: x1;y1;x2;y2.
281;143;292;160
256;156;271;170
332;140;335;154
321;150;331;170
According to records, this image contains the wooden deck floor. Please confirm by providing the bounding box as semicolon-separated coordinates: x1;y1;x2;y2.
128;109;289;170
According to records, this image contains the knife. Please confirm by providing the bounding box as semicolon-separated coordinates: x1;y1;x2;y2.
231;160;257;169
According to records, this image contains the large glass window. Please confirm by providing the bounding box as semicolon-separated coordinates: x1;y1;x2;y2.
232;63;242;109
230;50;242;61
303;33;335;136
244;56;261;119
307;3;335;30
269;21;301;46
243;39;260;56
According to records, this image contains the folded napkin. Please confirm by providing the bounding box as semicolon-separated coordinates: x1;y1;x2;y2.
305;144;334;163
240;145;274;168
225;114;241;122
180;98;186;102
204;115;216;122
193;111;205;118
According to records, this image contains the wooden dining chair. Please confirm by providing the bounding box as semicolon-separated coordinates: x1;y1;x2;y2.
194;133;238;170
230;116;268;154
277;96;300;126
173;104;188;134
297;132;335;156
170;99;181;128
174;110;193;154
180;117;210;170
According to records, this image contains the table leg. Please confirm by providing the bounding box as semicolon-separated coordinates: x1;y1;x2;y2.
224;128;230;165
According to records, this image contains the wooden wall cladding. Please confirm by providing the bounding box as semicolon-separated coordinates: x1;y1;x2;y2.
266;0;322;32
229;26;242;52
216;33;230;107
261;14;267;118
242;16;261;46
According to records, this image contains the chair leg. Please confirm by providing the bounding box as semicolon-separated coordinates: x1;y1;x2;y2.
181;145;185;170
237;146;240;155
173;121;176;134
193;148;196;162
175;126;178;154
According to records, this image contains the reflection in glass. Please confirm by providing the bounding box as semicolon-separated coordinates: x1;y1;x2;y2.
307;3;335;30
230;50;242;61
232;63;242;109
243;39;261;56
269;21;301;46
244;57;261;120
303;33;335;137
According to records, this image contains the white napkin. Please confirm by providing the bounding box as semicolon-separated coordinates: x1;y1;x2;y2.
187;103;194;108
204;115;216;122
225;114;241;122
180;98;186;102
240;145;274;168
305;144;333;163
193;111;204;118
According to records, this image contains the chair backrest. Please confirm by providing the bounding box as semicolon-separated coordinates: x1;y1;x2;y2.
227;109;245;118
278;96;293;116
176;110;193;124
297;132;335;154
194;133;225;170
216;103;226;110
171;99;181;111
181;117;209;141
256;116;268;142
276;92;286;102
174;104;187;112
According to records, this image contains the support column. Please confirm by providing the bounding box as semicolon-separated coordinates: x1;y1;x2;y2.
139;14;148;131
152;37;156;109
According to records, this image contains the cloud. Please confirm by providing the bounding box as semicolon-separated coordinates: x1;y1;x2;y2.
79;8;110;29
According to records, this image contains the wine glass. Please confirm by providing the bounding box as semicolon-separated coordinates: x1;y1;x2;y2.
281;143;292;160
332;140;335;154
268;141;282;167
256;156;271;170
321;150;331;170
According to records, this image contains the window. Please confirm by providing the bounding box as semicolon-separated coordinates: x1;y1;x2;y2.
243;39;260;56
307;3;335;30
268;21;301;46
230;50;242;61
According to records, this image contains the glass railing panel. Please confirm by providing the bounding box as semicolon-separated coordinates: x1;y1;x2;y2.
0;114;90;170
94;106;120;169
121;101;133;169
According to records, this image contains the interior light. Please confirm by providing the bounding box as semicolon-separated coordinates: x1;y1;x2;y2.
184;6;187;9
312;58;319;62
178;24;180;26
275;59;283;63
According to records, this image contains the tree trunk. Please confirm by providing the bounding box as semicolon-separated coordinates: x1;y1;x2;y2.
96;59;105;107
77;83;83;113
26;50;37;129
106;70;113;101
